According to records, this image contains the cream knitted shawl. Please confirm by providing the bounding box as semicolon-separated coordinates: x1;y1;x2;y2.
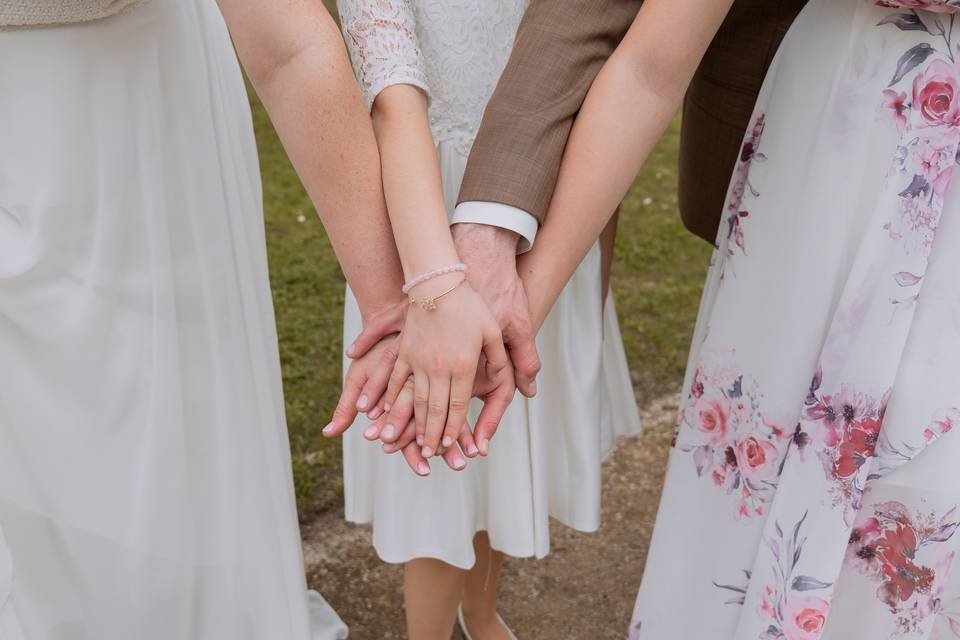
0;0;146;27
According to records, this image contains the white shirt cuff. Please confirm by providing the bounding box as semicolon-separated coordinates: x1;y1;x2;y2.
451;201;539;254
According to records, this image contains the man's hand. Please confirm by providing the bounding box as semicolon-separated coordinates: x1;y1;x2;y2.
452;223;541;397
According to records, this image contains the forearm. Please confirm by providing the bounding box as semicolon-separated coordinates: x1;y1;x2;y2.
519;0;734;330
371;85;460;279
219;0;404;321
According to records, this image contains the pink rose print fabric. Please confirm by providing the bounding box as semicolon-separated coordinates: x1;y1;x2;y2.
629;2;960;639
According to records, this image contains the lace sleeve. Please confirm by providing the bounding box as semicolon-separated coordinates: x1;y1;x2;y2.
336;0;430;110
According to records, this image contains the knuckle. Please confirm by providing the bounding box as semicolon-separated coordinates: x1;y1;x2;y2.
448;397;469;413
381;344;400;363
451;357;473;376
414;392;429;406
427;401;446;416
428;356;447;374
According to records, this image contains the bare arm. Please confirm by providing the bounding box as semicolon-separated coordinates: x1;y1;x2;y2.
518;0;735;328
329;0;515;466
368;82;513;460
217;0;404;322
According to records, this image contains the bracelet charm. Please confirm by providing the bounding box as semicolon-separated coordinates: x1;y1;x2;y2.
409;279;464;310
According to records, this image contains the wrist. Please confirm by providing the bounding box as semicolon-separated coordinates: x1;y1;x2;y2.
406;270;465;300
359;296;406;327
452;223;521;259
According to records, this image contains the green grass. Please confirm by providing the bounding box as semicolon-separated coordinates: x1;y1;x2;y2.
250;87;711;519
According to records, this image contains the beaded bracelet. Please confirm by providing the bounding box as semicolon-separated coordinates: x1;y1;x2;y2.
401;263;468;295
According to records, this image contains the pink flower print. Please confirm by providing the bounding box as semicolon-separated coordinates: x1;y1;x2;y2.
694;393;730;446
781;596;831;640
924;408;960;443
847;516;886;579
882;88;909;133
913;59;960;127
913;139;956;197
711;465;727;487
758;584;780;621
736;436;779;482
875;1;960;13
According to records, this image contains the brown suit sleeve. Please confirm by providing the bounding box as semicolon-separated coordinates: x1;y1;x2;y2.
457;0;643;223
678;0;807;243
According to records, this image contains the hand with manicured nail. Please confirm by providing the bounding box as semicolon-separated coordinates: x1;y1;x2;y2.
322;334;399;438
380;274;508;461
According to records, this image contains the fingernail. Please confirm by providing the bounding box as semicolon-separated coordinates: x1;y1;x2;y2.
416;435;424;446
382;424;395;440
322;422;335;435
479;438;489;455
531;381;537;395
363;425;378;439
466;443;479;456
384;403;392;412
417;462;431;476
442;436;453;448
357;395;369;410
347;342;356;356
368;406;383;419
421;446;434;458
453;455;466;470
382;443;397;453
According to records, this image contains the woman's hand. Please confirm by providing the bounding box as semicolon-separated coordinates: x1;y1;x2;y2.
381;273;510;458
346;298;407;360
323;334;400;438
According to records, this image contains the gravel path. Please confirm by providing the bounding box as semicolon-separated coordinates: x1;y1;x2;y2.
302;393;679;639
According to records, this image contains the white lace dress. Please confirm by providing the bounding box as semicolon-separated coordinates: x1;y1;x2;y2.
336;0;642;569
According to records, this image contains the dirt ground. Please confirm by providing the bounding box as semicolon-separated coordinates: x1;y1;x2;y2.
302;393;679;640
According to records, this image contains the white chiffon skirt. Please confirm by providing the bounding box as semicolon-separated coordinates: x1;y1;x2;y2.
341;140;642;569
0;2;345;638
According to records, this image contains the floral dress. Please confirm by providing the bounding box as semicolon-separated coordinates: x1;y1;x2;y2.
631;1;960;638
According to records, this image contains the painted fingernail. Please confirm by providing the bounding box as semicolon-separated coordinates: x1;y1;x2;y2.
382;424;396;440
368;406;383;419
421;446;434;458
452;455;466;470
442;436;453;448
322;422;335;435
466;443;479;456
416;435;424;446
417;462;431;476
479;438;489;455
357;395;369;410
363;425;378;439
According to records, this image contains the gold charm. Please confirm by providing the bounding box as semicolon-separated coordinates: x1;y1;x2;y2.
407;279;465;311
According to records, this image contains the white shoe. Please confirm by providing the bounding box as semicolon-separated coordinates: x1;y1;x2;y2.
457;605;518;640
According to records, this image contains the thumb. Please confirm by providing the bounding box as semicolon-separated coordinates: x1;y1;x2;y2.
504;326;541;398
347;305;404;359
473;377;514;455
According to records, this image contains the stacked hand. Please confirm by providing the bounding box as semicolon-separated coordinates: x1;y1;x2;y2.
324;224;541;476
